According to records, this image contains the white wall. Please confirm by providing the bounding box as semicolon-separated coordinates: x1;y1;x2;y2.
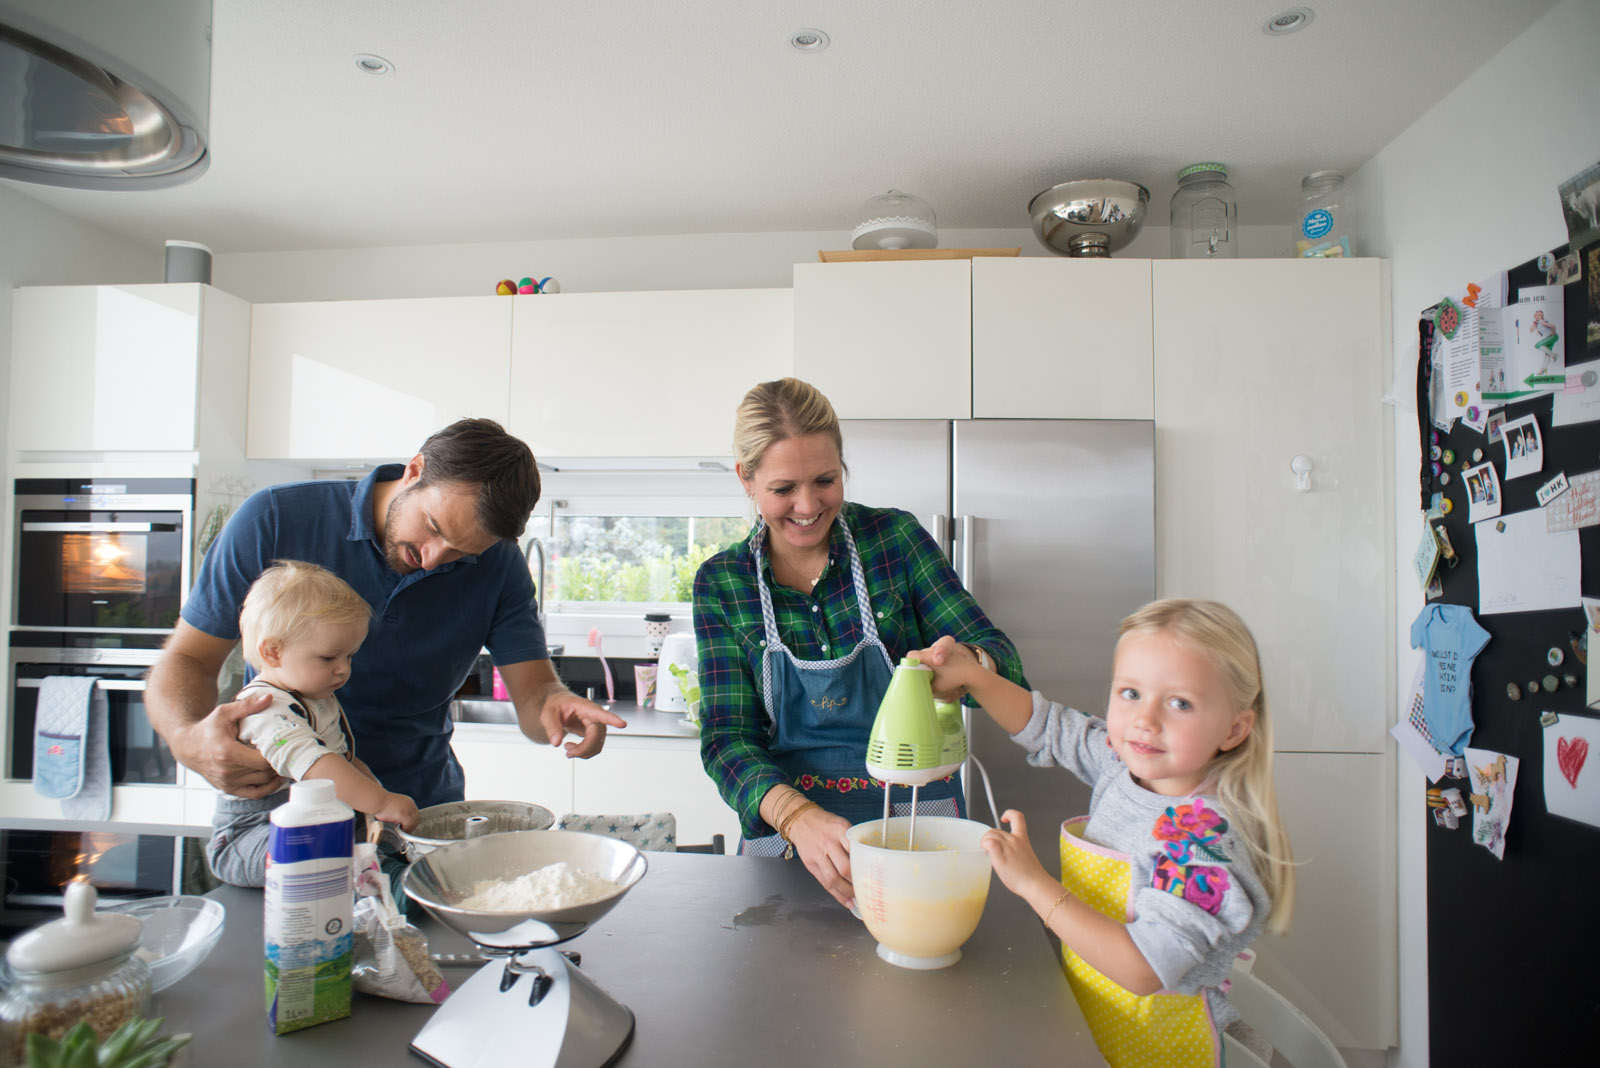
214;224;1296;303
1351;2;1600;1066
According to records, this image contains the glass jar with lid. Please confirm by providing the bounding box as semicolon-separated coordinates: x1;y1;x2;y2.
1;881;150;1065
1170;163;1238;258
1295;171;1355;257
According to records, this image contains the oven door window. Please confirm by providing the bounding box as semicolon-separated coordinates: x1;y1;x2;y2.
16;510;184;628
9;667;176;785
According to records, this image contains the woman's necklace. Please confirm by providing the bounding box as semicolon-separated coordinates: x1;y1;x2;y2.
775;551;827;592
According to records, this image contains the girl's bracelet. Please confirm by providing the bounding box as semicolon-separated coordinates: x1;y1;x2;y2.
1040;889;1073;931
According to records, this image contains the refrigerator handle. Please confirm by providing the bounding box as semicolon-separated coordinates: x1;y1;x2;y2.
931;514;951;563
957;513;975;591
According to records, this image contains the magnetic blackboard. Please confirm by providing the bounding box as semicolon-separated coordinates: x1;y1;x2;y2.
1422;242;1600;1062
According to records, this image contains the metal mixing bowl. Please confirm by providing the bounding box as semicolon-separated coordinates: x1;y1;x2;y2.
402;829;648;941
396;799;555;860
1028;178;1150;257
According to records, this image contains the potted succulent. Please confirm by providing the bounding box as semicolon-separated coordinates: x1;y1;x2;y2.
26;1016;191;1068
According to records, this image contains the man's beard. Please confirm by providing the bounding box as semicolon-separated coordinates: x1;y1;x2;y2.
383;485;420;574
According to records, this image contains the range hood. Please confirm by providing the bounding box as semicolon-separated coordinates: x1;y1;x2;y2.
0;0;211;189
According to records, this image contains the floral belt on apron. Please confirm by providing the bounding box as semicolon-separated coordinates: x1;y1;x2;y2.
1058;817;1221;1068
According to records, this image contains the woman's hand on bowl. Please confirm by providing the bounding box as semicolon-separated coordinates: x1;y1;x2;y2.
790;806;856;909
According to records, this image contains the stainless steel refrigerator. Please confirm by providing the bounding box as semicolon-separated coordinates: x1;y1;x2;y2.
842;419;1156;869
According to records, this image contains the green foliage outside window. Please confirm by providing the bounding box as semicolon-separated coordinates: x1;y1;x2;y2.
544;515;748;603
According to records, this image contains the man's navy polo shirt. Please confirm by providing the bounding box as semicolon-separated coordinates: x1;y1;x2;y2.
182;465;547;807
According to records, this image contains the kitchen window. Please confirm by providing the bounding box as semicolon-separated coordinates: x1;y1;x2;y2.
523;479;750;612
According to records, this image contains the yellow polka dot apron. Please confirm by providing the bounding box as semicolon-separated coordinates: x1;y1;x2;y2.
1058;816;1220;1068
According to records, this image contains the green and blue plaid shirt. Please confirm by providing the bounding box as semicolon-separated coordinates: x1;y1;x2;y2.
692;502;1026;839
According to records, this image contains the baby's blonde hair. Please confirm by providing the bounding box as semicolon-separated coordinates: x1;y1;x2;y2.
1117;598;1295;933
239;561;372;671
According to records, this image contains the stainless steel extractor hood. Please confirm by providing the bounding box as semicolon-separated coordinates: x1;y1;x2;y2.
0;0;211;189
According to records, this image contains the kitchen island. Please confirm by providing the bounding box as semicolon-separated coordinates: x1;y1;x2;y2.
161;851;1096;1064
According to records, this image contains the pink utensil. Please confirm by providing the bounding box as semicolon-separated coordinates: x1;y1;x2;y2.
589;627;614;704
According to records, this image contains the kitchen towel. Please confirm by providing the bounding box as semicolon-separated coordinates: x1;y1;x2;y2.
33;676;112;821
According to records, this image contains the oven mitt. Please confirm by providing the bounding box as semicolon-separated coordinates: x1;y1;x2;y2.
33;676;112;821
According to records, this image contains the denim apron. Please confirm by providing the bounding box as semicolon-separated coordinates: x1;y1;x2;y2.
739;517;962;857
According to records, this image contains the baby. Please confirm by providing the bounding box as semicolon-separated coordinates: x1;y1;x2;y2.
206;560;418;887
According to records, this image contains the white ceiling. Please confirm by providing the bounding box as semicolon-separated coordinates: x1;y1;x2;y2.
4;0;1558;255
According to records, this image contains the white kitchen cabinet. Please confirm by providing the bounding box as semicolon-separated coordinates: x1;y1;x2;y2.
9;284;246;453
508;289;791;459
793;261;971;419
1153;258;1391;754
450;727;574;816
570;734;739;850
1253;752;1396;1050
971;257;1154;419
247;297;512;461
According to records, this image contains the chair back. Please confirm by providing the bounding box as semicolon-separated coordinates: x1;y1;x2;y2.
1223;967;1347;1068
557;812;679;851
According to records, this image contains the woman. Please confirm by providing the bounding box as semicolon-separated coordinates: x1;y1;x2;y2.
693;378;1025;907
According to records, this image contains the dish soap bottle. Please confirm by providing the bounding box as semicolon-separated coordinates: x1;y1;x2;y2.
1170;163;1237;258
1295;171;1355;257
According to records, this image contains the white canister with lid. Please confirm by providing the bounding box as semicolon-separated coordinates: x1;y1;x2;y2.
654;632;698;713
1;880;151;1062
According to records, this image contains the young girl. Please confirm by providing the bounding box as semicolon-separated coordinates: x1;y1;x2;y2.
206;560;419;887
915;598;1293;1068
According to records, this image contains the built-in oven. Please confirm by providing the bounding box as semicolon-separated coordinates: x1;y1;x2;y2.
12;477;194;632
7;635;176;786
0;827;205;938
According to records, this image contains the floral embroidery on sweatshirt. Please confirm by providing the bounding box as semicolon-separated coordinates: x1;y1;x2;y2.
1148;799;1233;916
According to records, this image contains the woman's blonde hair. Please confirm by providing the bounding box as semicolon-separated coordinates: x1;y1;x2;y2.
732;377;844;478
239;561;372;670
1118;598;1295;933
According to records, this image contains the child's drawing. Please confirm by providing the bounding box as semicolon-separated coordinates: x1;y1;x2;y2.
1543;713;1600;830
1464;747;1519;859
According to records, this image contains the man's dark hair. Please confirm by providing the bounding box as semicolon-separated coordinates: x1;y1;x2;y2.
416;418;540;541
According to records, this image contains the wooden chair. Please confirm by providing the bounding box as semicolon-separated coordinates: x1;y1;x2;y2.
1221;957;1347;1068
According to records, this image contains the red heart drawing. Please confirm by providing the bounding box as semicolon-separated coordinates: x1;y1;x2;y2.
1557;737;1589;788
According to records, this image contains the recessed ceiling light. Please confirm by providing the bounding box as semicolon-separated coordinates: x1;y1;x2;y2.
354;53;394;75
789;28;830;52
1263;8;1314;35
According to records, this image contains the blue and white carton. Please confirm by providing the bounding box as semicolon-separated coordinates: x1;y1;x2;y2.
264;779;354;1034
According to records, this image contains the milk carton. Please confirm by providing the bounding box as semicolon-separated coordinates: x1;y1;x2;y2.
264;780;354;1034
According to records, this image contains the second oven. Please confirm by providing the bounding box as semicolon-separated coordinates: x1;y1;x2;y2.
8;637;176;786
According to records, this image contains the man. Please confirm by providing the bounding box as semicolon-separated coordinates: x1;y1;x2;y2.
147;418;623;808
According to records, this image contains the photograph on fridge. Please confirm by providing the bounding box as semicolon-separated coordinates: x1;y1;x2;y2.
1464;461;1503;524
1500;414;1544;479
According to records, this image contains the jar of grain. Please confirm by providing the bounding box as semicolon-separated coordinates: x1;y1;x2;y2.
0;881;150;1066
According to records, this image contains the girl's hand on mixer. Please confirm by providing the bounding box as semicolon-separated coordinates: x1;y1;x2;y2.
906;635;979;701
981;810;1055;899
791;806;857;908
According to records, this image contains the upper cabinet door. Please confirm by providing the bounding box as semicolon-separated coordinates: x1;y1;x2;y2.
247;297;512;461
1153;258;1391;753
971;258;1153;419
10;285;202;452
793;261;971;419
508;289;792;459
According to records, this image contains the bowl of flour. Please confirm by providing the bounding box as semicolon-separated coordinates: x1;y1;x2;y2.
402;829;648;938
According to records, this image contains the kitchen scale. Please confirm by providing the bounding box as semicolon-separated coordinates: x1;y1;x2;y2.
402;830;649;1068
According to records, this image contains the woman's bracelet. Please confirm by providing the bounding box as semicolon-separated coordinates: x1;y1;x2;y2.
1040;889;1073;931
964;643;994;673
777;800;820;843
770;787;805;828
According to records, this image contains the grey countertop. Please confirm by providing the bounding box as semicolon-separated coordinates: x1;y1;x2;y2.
161;852;1096;1065
452;698;701;741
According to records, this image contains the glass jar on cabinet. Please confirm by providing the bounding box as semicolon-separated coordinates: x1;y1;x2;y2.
1295;171;1355;257
1169;163;1237;259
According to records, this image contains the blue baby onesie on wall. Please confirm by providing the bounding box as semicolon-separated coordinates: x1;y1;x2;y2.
1409;604;1492;755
